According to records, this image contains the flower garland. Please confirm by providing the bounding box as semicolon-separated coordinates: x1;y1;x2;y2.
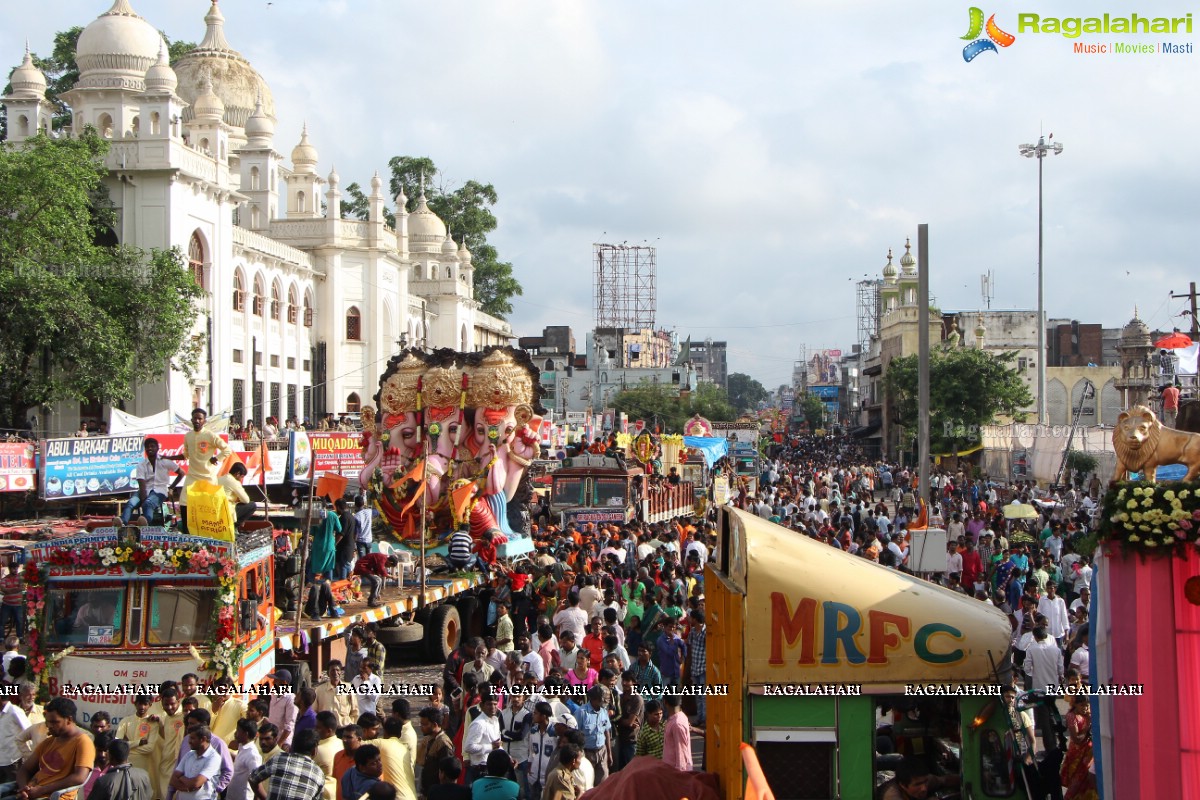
25;541;248;687
1099;481;1200;555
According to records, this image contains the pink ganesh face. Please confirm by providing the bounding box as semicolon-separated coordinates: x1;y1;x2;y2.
382;412;420;467
425;407;464;458
473;407;517;455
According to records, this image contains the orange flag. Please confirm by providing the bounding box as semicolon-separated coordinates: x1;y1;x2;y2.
389;460;424;491
909;498;929;531
315;472;348;500
451;481;478;524
218;451;244;476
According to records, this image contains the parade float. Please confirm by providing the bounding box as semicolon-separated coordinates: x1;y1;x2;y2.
358;346;545;556
1092;405;1200;798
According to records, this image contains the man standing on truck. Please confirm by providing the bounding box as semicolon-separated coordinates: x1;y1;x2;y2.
122;437;184;525
177;408;232;535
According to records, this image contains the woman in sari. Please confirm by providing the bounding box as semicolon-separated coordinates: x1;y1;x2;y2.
1061;694;1098;800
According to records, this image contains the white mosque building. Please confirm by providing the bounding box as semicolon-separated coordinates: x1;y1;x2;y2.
2;0;513;434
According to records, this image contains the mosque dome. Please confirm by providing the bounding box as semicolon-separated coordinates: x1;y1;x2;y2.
75;0;164;91
173;1;276;129
899;238;917;276
8;47;48;98
442;232;458;255
408;190;448;251
1120;314;1151;346
291;124;318;171
458;238;472;264
143;41;178;94
881;249;897;283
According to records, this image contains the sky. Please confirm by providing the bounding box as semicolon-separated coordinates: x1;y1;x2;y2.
5;1;1198;390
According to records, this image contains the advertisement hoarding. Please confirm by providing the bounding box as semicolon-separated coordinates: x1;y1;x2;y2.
40;435;144;500
0;442;36;492
288;432;365;481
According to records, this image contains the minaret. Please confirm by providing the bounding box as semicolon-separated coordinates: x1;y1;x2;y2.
139;41;186;141
898;238;917;307
395;187;410;259
2;44;54;142
286;123;323;219
238;95;279;229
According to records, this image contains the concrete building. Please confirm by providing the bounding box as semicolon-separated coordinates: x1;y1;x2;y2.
4;0;513;435
687;339;728;388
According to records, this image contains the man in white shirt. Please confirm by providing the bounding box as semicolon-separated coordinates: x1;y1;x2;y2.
577;578;604;618
945;545;963;578
122;437;184;524
553;596;589;642
225;719;261;800
1069;642;1090;679
463;690;502;784
0;691;30;780
1037;583;1071;646
171;727;222;800
1023;627;1064;693
1071;556;1093;598
685;532;708;566
517;632;546;681
1070;587;1091;616
886;535;907;568
266;669;297;749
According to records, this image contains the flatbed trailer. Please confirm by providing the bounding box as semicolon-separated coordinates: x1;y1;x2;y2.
273;571;487;682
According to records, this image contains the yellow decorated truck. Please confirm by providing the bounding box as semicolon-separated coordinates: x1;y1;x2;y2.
707;509;1041;800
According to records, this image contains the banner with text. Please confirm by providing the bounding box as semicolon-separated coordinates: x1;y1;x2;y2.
40;435;144;499
288;431;364;481
0;442;36;493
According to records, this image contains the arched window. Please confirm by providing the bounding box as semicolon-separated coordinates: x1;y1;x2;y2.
346;393;361;413
413;265;423;280
150;111;161;135
232;269;246;311
188;232;205;287
250;166;260;191
131;116;139;136
303;293;314;327
287;285;299;324
250;205;261;228
98;113;113;139
346;306;362;341
17;115;29;138
296;191;306;214
252;274;265;316
199;137;210;152
461;324;469;351
270;280;282;320
446;266;453;279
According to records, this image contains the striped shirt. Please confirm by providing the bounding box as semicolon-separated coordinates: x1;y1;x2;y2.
448;532;473;565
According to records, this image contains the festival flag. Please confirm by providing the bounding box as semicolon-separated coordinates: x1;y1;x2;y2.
909;498;929;531
316;471;348;500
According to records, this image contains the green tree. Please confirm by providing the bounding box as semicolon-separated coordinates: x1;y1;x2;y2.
796;392;827;430
2;28;194;138
612;380;736;433
386;156;523;319
339;182;372;221
883;347;1033;454
726;372;769;413
0;133;203;429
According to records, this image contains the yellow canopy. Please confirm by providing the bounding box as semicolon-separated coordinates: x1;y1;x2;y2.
728;509;1012;686
1002;503;1040;520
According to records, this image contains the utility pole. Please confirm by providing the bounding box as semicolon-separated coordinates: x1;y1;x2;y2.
917;224;930;504
1170;281;1199;338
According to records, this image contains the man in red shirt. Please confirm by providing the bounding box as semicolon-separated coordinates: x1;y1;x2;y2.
1161;382;1181;428
353;553;398;608
960;540;984;595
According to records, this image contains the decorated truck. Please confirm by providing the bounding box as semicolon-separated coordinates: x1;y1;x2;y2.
24;527;275;724
550;453;695;528
707;508;1058;800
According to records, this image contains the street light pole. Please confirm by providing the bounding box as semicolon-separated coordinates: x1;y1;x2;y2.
1019;134;1064;426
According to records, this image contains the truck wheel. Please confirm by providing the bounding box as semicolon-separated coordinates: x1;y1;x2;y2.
375;624;425;646
456;596;480;638
425;604;461;662
275;661;313;691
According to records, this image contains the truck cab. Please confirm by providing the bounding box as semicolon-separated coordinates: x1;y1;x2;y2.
26;527;275;724
551;455;639;528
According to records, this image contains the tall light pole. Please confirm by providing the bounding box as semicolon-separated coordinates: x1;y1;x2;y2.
1019;134;1064;426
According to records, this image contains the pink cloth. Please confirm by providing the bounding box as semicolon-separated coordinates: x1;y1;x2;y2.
663;711;692;771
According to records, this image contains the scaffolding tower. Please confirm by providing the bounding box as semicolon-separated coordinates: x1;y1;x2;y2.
856;278;883;353
594;244;657;329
